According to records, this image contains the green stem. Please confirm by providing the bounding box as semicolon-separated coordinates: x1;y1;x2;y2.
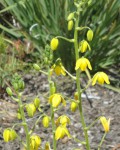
98;133;107;150
87;117;100;130
48;69;56;150
17;93;30;150
62;67;76;80
74;11;90;150
56;36;74;43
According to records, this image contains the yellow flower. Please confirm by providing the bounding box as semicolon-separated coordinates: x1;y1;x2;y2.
56;115;70;127
50;38;59;51
55;126;70;140
79;40;91;53
75;57;92;71
42;116;50;128
100;116;110;133
68;20;74;31
33;97;40;109
51;64;66;76
92;72;110;85
67;12;74;21
87;29;93;41
3;129;17;142
44;142;51;150
49;93;66;108
70;102;78;112
30;135;41;150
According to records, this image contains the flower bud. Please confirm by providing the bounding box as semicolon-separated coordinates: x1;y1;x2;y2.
67;12;74;21
33;97;40;109
50;38;59;51
42;116;50;128
71;102;78;112
68;20;74;31
18;80;25;89
33;64;40;71
74;92;78;100
13;83;19;91
87;29;93;41
44;142;51;150
26;103;36;117
6;87;13;96
17;112;22;120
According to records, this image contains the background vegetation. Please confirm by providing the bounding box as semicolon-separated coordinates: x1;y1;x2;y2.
0;0;120;88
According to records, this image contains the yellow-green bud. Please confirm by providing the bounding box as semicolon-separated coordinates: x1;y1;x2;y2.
33;97;40;109
33;64;40;71
68;20;74;31
13;83;19;91
74;92;78;100
50;38;59;51
17;112;22;120
26;103;36;117
10;129;17;141
42;116;50;128
6;87;13;96
71;102;78;112
18;80;25;89
87;29;93;41
44;142;51;150
67;12;74;21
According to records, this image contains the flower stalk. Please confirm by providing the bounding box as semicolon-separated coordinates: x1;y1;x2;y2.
74;10;90;150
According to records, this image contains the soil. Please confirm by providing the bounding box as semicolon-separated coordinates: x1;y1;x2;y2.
0;72;120;150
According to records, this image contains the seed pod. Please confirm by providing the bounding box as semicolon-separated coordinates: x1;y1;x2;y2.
33;64;40;71
13;83;19;91
68;20;74;31
6;87;13;96
70;102;78;112
42;116;50;128
87;29;93;41
50;38;59;51
67;12;74;21
74;92;78;100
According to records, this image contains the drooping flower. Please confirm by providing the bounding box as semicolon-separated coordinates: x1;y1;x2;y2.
56;115;70;127
100;116;110;133
30;135;41;150
49;93;66;108
26;103;36;117
92;72;110;85
51;64;66;76
75;57;92;71
50;38;59;51
79;40;91;53
3;129;17;142
55;126;70;140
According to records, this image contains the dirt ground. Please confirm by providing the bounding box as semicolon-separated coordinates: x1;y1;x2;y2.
0;72;120;150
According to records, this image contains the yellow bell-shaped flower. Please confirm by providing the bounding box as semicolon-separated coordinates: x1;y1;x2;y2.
55;126;70;140
67;12;74;21
49;93;66;108
3;129;17;142
92;72;110;85
51;64;66;76
30;135;41;150
75;57;92;71
100;116;110;133
42;116;50;128
56;115;70;127
50;38;59;51
44;142;51;150
79;40;91;53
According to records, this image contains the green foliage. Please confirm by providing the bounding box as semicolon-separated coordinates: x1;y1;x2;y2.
0;0;120;73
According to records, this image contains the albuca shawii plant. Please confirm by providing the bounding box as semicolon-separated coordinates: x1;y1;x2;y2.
3;0;111;150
